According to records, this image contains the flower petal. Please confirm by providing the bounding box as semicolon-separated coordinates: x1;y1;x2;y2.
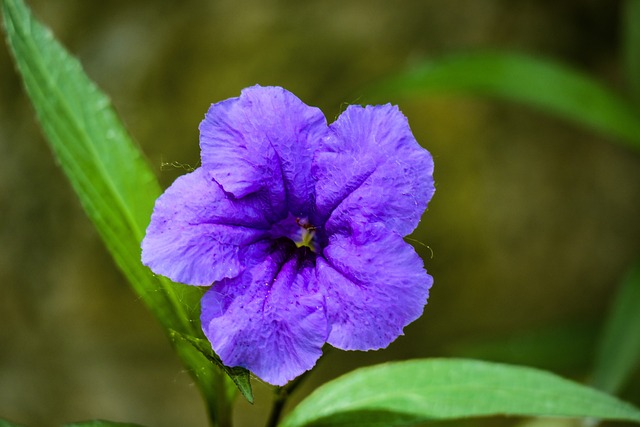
317;224;432;350
199;85;327;216
201;240;328;386
141;168;273;286
313;104;434;236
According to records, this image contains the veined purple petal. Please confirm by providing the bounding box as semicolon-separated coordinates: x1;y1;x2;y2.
317;224;432;350
313;104;434;236
143;87;436;387
199;85;327;216
141;168;274;286
201;241;328;386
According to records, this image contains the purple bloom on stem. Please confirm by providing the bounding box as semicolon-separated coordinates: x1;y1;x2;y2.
142;85;435;386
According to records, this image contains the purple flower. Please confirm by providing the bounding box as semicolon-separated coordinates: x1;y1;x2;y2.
142;85;435;386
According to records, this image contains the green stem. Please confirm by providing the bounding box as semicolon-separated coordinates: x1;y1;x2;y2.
265;388;287;427
265;372;310;427
264;346;334;427
213;372;233;427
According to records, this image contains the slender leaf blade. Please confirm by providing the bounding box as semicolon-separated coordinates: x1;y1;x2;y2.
1;0;246;417
368;51;640;150
1;0;191;334
0;419;28;427
280;359;640;427
591;261;640;394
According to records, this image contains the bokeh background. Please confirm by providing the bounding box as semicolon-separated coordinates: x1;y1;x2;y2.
2;1;640;426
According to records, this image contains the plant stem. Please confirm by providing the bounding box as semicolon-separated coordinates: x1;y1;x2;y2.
265;388;287;427
213;372;233;427
264;346;332;427
264;371;310;427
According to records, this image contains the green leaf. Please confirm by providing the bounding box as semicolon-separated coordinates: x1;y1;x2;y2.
1;0;242;421
280;359;640;427
367;51;640;151
624;0;640;102
2;0;189;335
64;421;146;427
0;418;28;427
170;329;254;404
591;261;640;394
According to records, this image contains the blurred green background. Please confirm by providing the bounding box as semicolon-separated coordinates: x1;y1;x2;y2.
1;1;640;426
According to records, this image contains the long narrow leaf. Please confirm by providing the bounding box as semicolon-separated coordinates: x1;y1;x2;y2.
280;359;640;427
367;51;640;151
1;0;250;418
2;0;189;335
591;261;640;394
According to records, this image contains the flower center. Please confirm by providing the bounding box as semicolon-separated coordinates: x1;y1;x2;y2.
269;214;318;253
295;217;316;251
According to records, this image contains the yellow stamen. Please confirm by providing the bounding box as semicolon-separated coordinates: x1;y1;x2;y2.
297;229;315;251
